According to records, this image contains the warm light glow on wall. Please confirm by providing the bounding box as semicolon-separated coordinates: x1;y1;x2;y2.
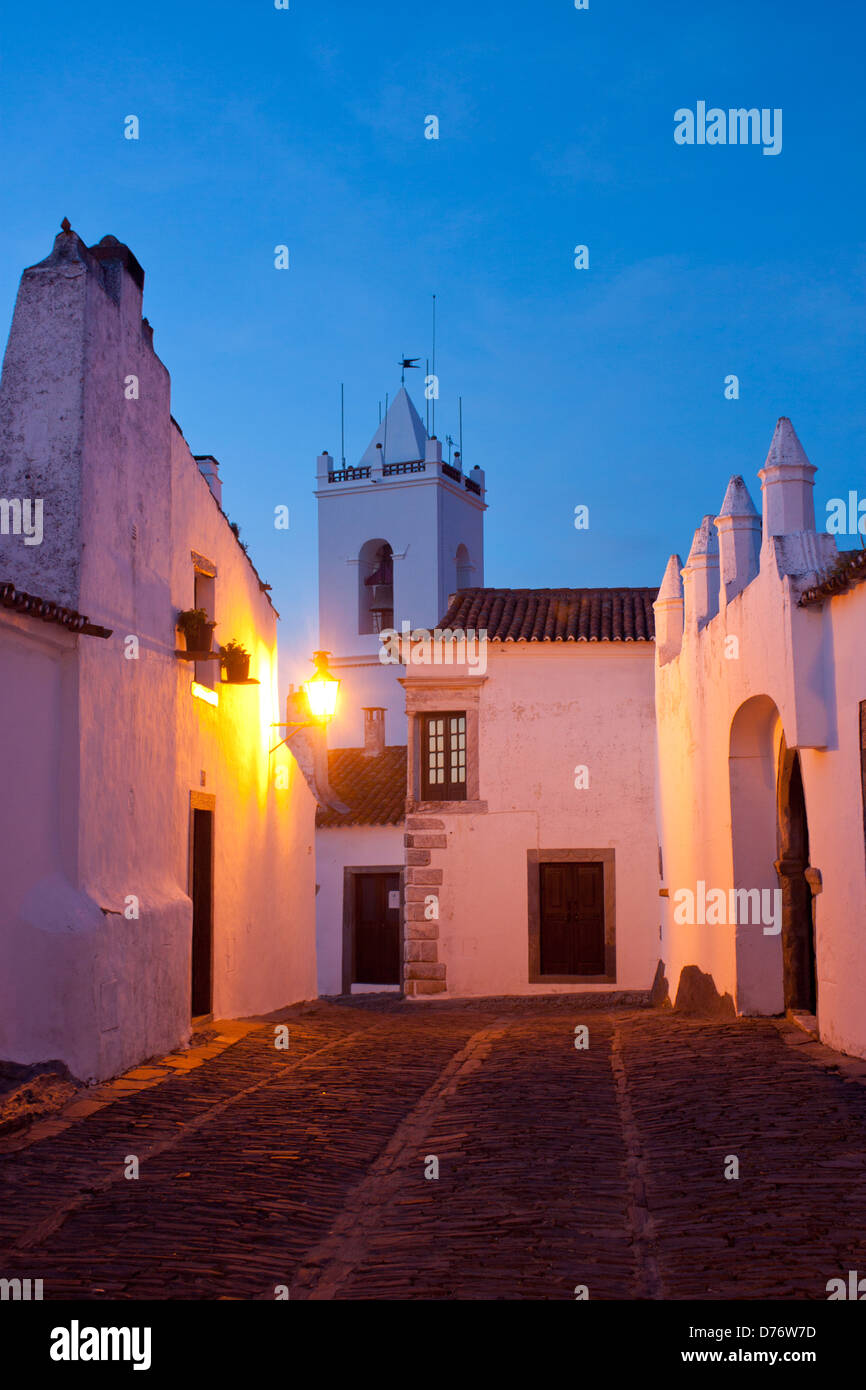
191;680;219;707
302;650;340;721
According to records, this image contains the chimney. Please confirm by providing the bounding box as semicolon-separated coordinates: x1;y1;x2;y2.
316;450;334;483
88;234;145;325
653;554;684;664
195;455;222;506
758;417;816;540
682;515;720;631
715;475;761;606
425;436;442;463
362;706;386;758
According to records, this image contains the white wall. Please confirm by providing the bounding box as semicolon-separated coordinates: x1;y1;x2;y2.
406;641;660;997
327;656;408;749
0;230;318;1081
315;823;404;995
799;585;866;1056
656;502;866;1057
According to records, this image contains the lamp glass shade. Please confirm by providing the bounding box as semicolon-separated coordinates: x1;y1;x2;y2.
303;651;340;721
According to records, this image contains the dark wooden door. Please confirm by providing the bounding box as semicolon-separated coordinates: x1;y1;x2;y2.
354;872;401;984
191;808;214;1014
539;862;605;975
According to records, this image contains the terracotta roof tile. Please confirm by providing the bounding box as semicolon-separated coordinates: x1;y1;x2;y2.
799;549;866;606
316;746;407;828
0;581;112;638
438;587;656;642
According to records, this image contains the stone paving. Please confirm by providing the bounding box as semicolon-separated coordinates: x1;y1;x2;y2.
0;997;865;1300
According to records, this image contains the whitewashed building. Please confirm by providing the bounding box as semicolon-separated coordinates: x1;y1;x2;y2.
398;589;660;997
654;418;866;1060
0;223;319;1082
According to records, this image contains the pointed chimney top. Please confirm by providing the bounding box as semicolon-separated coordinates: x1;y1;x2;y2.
657;553;684;603
759;416;817;537
686;515;720;563
763;416;811;472
718;475;759;520
654;554;685;664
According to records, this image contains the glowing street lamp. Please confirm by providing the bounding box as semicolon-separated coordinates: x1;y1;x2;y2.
270;651;340;752
302;651;340;722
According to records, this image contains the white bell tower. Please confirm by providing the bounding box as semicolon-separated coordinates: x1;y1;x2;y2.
315;386;486;748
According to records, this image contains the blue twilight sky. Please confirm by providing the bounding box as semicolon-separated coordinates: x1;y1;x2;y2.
1;0;864;691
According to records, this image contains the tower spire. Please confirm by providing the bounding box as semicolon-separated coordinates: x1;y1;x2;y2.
359;386;428;467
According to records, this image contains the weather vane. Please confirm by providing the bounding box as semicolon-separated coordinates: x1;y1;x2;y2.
398;356;420;385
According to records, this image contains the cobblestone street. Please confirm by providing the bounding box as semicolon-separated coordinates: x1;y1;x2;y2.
1;998;865;1301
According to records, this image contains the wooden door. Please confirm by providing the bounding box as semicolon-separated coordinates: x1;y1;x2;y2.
191;808;214;1015
539;862;605;976
354;872;401;984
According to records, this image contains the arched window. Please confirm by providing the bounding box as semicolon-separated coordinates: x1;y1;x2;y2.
359;539;393;634
456;543;472;591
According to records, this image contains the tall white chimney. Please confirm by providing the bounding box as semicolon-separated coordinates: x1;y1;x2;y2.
758;417;816;539
362;706;386;758
682;515;720;631
195;454;222;506
715;475;761;607
653;554;684;664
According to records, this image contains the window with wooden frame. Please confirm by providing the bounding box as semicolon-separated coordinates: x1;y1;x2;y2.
194;567;216;689
421;712;467;801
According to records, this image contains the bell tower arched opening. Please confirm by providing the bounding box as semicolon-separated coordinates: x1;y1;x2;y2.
358;539;393;635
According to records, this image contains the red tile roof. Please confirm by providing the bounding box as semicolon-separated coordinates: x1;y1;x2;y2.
316;746;407;828
438;587;656;642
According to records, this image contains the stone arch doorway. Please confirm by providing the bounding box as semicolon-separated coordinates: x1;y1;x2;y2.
776;744;817;1014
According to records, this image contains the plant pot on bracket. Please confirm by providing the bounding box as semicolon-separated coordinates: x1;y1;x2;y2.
177;608;217;655
220;640;251;683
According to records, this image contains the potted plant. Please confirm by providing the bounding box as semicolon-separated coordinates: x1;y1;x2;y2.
220;639;250;683
177;607;216;654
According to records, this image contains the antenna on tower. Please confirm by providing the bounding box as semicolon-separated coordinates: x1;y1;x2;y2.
340;383;345;466
459;396;463;462
431;293;437;438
